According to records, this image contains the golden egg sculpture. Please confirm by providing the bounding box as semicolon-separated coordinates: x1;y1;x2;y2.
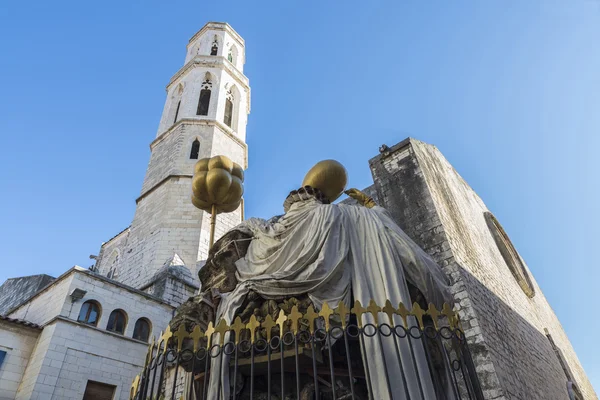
302;159;348;202
192;155;244;214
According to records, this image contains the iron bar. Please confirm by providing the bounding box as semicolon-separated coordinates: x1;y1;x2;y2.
326;330;337;400
406;329;426;399
390;329;411;400
148;348;161;400
202;348;210;400
188;352;197;400
311;336;320;400
170;351;181;400
375;328;394;400
280;336;285;400
267;344;272;400
232;343;239;400
438;336;461;400
294;333;300;400
250;345;255;400
357;332;373;400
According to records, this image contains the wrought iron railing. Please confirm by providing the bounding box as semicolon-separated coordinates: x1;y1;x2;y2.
130;300;483;400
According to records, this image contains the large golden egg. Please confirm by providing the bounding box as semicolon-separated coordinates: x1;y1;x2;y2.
302;160;348;202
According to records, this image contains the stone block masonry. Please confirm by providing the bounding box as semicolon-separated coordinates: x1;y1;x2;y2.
367;138;596;399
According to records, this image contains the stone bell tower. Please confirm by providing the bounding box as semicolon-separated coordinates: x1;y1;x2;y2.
94;22;250;301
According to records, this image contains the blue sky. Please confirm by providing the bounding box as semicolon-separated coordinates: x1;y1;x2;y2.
1;0;599;393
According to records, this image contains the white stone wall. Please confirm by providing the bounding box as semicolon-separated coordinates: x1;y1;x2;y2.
114;22;249;294
17;319;147;400
0;322;39;400
8;275;74;326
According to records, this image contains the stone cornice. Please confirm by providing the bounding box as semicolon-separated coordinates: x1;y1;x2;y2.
150;118;248;168
136;174;192;204
187;22;245;49
165;56;250;114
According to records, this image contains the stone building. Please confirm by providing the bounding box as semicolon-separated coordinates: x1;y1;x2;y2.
0;22;249;400
0;21;596;400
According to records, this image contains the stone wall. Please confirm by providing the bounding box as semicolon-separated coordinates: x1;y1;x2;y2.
367;138;596;399
16;319;147;400
0;275;55;315
0;320;40;399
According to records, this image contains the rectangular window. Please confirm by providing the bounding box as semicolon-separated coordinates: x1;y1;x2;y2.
0;350;6;369
83;380;116;400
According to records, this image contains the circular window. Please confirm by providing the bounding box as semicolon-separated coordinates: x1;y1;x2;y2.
484;212;535;298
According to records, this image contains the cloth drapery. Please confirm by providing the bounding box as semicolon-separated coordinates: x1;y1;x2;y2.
207;199;452;399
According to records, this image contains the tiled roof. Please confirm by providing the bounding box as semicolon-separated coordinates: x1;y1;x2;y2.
0;315;42;330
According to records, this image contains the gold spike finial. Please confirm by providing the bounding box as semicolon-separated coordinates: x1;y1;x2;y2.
289;306;303;335
396;302;410;328
205;321;215;349
427;303;441;330
190;325;204;352
174;324;189;352
412;302;426;330
214;319;229;346
382;300;396;326
351;300;366;328
247;315;260;343
305;305;319;334
231;316;246;344
366;299;381;326
276;309;288;336
263;314;276;341
336;301;350;328
319;302;334;332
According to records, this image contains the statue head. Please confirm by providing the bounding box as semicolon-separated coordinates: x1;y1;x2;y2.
302;160;348;202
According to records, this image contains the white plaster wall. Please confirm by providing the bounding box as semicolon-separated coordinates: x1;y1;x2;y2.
0;322;39;400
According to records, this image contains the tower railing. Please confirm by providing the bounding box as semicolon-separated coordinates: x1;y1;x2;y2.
130;300;484;400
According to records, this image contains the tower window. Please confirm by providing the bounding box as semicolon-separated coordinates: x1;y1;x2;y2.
173;100;181;123
224;98;233;127
133;318;151;342
106;309;127;334
77;300;101;326
190;139;200;159
197;89;211;116
210;36;218;56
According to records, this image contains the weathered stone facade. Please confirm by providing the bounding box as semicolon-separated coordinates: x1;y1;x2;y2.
363;138;596;399
0;275;55;315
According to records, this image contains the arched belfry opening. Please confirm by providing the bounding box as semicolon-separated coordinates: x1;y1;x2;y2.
224;89;234;128
210;35;218;56
190;139;200;159
197;73;212;116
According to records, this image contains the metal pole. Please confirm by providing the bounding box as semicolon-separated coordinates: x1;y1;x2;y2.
209;204;217;248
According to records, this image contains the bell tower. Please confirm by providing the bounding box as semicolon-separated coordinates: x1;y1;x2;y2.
95;22;250;298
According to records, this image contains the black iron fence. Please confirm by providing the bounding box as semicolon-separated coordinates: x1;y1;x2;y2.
130;300;483;400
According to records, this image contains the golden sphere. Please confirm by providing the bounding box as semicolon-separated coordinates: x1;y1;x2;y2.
302;160;348;202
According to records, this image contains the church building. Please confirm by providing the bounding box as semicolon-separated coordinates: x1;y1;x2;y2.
0;22;596;400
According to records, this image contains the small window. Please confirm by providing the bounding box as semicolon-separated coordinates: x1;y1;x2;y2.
133;318;151;342
106;309;127;334
211;44;218;56
77;301;101;326
173;100;181;124
83;380;116;400
484;212;535;297
190;139;200;159
197;89;211;116
228;51;233;63
224;98;233;128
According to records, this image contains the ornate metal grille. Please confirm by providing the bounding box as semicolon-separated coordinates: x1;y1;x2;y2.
130;300;483;400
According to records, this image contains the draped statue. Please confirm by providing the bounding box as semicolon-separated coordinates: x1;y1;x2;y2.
171;160;454;400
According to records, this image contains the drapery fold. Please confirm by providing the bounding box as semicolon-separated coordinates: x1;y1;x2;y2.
206;199;451;399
